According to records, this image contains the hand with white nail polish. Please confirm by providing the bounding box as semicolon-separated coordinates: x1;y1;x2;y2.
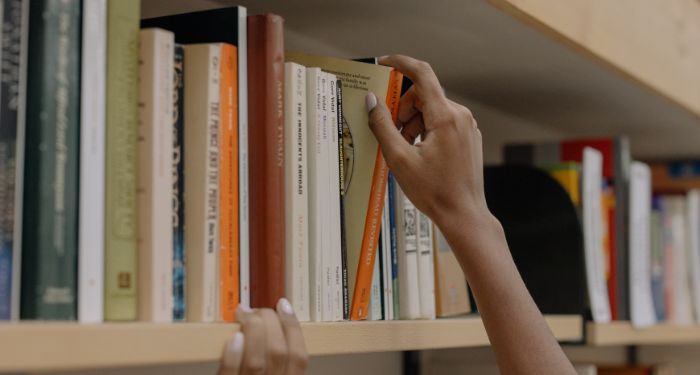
218;298;308;375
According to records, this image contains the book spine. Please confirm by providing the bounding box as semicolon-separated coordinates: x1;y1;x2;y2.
388;172;400;319
247;14;285;309
237;6;250;309
381;193;393;320
306;68;323;321
172;44;186;321
104;0;140;321
417;211;436;319
327;74;343;321
21;0;81;319
350;69;402;320
219;43;239;322
368;241;383;321
615;137;631;321
650;204;665;321
629;162;656;328
336;80;349;320
686;190;700;323
0;0;28;321
396;183;421;320
137;28;175;322
183;44;220;322
78;0;106;324
318;72;332;321
284;62;309;321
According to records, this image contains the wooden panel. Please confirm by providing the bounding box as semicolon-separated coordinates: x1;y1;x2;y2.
0;316;582;372
587;322;700;346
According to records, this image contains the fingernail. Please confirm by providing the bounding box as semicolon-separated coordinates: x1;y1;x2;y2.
277;298;294;315
237;304;253;314
223;332;244;368
366;92;377;112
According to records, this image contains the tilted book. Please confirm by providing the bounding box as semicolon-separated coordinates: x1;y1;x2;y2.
138;28;175;322
21;0;81;320
104;0;140;321
284;62;310;321
183;43;222;322
0;0;28;321
285;52;402;320
78;0;106;324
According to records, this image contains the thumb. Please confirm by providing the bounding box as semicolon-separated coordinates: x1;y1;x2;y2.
366;92;412;167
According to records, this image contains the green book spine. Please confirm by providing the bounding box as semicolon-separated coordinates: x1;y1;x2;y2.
20;0;81;320
104;0;140;321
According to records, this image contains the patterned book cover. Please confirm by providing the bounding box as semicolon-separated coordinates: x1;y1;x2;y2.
172;44;186;321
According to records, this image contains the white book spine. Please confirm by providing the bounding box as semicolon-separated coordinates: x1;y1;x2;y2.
395;181;421;319
582;147;611;323
317;72;332;321
137;29;175;322
284;62;309;322
368;247;382;320
78;0;106;324
237;6;250;308
666;196;693;324
306;68;323;321
382;194;393;320
184;44;220;322
326;74;343;321
629;162;656;328
417;211;436;320
686;190;700;322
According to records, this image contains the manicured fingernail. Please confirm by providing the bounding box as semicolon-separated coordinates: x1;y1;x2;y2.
366;92;377;112
224;332;244;368
277;298;294;315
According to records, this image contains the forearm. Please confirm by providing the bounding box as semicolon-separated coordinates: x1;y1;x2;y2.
437;212;576;375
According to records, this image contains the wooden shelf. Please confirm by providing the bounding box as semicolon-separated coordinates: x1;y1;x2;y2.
0;316;581;372
587;321;700;346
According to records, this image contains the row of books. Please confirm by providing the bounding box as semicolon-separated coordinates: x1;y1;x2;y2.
0;1;471;322
503;138;700;327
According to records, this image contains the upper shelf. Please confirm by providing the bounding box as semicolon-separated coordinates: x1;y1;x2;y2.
143;0;700;160
587;322;700;346
0;316;582;372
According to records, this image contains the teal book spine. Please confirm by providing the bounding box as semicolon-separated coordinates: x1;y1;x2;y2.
20;0;81;320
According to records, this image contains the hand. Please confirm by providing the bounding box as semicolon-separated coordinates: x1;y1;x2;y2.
218;298;308;375
368;55;492;231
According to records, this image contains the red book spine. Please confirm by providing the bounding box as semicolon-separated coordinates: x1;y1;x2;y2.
247;14;285;308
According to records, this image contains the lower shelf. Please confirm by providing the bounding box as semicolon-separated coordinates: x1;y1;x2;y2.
0;315;582;372
587;321;700;346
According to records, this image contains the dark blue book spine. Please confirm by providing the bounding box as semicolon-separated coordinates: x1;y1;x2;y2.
0;0;27;321
172;44;186;321
387;172;399;319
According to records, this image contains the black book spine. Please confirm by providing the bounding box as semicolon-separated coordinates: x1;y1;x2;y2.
337;80;349;320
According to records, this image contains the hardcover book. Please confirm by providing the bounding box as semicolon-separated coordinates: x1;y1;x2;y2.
285;52;402;320
104;0;140;321
21;0;81;320
0;0;28;321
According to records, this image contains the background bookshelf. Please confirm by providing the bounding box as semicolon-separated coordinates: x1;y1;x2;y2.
0;316;582;372
587;322;700;347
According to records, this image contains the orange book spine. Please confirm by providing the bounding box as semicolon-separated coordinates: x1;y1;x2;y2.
350;70;403;320
219;44;239;322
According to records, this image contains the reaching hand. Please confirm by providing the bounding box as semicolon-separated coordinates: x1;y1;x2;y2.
219;299;308;375
367;55;492;233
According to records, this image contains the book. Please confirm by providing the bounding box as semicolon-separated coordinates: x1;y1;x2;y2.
21;0;81;319
433;225;471;317
142;4;250;308
395;181;421;319
368;241;383;321
183;43;222;322
387;172;400;318
381;192;393;320
172;44;186;321
284;62;310;321
650;203;665;321
285;52;402;320
542;162;580;206
326;73;344;321
248;14;285;308
218;43;239;322
78;0;106;325
659;195;693;324
137;28;175;322
686;190;700;322
336;80;350;320
0;0;28;321
505;137;631;320
582;147;612;323
417;211;436;319
628;162;656;327
104;0;140;321
650;160;700;194
318;72;332;320
306;67;323;321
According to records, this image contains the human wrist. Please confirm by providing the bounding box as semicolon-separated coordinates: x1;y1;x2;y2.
434;204;505;256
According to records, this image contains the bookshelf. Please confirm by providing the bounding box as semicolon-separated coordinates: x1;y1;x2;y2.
587;322;700;346
0;316;582;372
